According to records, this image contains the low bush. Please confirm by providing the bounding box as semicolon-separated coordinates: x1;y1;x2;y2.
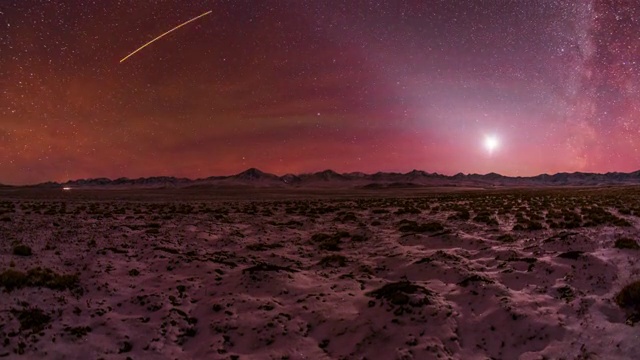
0;267;79;292
614;238;640;250
13;244;32;256
615;280;640;310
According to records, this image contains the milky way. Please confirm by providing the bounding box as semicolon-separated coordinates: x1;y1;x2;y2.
1;1;639;184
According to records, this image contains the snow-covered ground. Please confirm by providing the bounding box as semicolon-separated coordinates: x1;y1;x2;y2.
0;187;639;359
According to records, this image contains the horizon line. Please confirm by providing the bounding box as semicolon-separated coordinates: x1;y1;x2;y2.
3;167;640;187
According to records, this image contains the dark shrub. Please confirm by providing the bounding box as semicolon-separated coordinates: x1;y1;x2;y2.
398;221;444;233
319;255;347;267
12;307;51;333
615;281;640;310
366;281;431;306
615;238;640;250
13;244;32;256
0;267;79;292
497;234;515;243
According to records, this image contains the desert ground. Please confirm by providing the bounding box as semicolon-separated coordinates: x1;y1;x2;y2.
1;186;640;359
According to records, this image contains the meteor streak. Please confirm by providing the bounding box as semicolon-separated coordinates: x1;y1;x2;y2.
120;10;212;63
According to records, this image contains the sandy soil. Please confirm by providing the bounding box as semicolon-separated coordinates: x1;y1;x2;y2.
1;187;639;359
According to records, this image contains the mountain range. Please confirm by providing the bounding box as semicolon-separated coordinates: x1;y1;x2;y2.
11;168;640;189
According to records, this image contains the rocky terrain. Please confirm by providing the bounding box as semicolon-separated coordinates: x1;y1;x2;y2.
1;186;640;359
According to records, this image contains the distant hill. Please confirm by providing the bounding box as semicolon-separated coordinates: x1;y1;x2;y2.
230;168;280;182
26;168;640;189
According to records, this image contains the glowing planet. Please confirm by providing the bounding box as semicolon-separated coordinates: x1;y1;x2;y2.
484;135;499;153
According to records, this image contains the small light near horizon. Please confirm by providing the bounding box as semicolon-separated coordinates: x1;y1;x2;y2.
62;187;72;191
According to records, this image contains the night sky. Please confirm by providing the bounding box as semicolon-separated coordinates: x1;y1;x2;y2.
2;1;640;185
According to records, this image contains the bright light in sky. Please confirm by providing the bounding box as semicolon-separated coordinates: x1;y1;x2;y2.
484;135;499;153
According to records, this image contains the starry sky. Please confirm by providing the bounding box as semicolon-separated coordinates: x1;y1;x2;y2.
2;0;640;185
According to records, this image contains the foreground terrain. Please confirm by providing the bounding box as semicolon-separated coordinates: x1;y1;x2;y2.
1;186;640;359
